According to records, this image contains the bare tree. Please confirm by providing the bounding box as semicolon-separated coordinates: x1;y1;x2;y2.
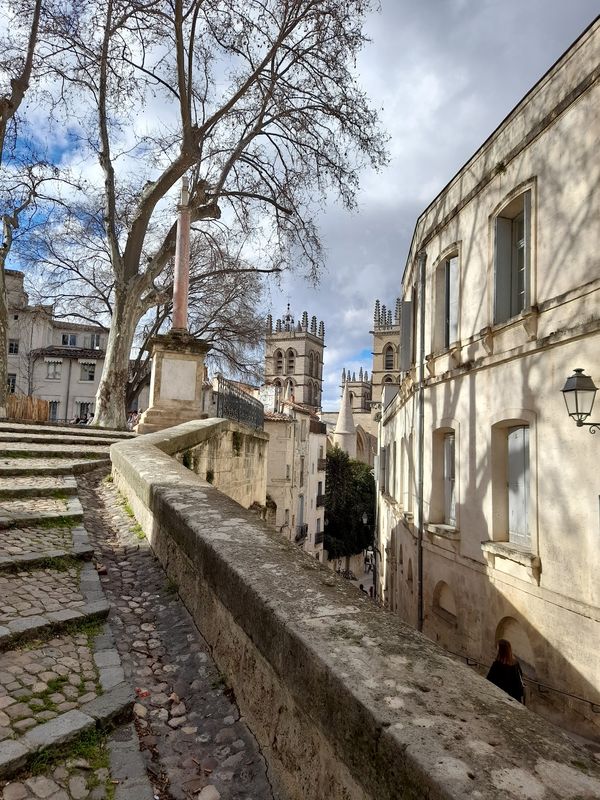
45;0;387;428
0;0;43;417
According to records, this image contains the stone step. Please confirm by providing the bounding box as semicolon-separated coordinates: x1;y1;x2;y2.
0;443;110;460
0;458;110;477
0;525;93;570
0;475;78;499
0;497;83;530
0;422;135;440
0;625;133;780
0;562;108;651
0;432;123;447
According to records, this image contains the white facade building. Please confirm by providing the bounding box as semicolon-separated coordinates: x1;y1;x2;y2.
376;21;600;739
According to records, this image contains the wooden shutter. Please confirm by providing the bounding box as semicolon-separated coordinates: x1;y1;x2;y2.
447;256;459;345
399;300;413;371
507;426;530;547
523;191;531;309
443;433;456;526
494;217;512;323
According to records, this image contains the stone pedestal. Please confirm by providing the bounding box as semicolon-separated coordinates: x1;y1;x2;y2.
136;332;211;434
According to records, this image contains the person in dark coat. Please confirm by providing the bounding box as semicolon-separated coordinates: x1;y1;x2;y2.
486;639;525;703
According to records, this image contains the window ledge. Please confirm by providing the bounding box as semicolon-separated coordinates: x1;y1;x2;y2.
481;540;541;584
488;305;540;346
426;523;460;541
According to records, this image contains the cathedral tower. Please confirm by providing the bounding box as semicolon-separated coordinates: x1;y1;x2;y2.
265;306;325;409
370;298;401;403
341;367;372;412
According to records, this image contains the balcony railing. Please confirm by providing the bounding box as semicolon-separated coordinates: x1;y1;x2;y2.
316;494;325;507
216;376;264;430
295;523;308;543
317;458;327;471
314;530;325;545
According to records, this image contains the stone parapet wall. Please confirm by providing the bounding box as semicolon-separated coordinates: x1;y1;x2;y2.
110;420;600;800
177;421;268;509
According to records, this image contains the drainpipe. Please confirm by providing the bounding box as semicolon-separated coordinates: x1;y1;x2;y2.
416;250;427;632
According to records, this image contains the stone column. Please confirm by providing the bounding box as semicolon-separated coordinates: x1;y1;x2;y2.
171;176;191;333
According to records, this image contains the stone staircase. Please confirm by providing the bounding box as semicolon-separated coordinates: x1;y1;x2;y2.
0;422;148;797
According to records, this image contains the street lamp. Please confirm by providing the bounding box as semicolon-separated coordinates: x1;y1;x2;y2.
561;369;599;434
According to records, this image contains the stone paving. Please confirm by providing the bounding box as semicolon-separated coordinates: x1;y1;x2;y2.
3;762;111;800
0;567;85;626
0;498;69;518
79;469;274;800
0;527;73;558
0;631;100;740
0;476;77;493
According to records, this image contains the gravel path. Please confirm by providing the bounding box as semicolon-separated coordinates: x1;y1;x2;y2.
77;469;274;800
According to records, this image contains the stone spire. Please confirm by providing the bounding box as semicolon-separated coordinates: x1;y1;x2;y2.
333;382;356;459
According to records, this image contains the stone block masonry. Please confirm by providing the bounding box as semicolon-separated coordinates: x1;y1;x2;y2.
111;419;600;800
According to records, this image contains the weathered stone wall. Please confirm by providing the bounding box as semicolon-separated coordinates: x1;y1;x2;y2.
177;422;268;509
111;420;600;800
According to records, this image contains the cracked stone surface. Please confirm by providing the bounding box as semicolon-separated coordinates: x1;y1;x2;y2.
0;527;73;558
78;469;273;800
0;632;100;740
0;568;85;626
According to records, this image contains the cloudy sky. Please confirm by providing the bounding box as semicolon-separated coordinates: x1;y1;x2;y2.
264;0;599;409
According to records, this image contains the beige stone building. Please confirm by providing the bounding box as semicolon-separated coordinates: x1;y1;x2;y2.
6;270;107;420
376;20;600;739
265;306;324;408
263;310;327;559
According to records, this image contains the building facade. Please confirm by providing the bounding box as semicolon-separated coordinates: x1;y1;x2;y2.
376;21;600;739
265;307;325;409
263;399;327;561
6;270;107;420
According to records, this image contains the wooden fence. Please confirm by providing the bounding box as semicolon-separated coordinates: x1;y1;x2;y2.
7;394;49;422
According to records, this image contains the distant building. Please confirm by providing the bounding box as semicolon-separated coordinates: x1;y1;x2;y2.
375;20;600;739
264;306;324;409
6;270;106;420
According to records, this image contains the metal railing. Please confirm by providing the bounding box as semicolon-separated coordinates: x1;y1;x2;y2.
315;530;325;545
317;458;327;471
316;494;325;507
216;376;264;430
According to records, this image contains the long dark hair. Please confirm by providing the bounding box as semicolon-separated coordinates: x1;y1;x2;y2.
496;638;516;665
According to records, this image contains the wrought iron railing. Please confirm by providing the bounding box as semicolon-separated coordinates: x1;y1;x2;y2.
316;494;325;507
314;530;325;545
295;523;308;543
317;458;327;471
216;376;264;430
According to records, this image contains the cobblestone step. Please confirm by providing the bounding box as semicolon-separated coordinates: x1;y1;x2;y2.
0;444;110;460
0;476;78;499
0;497;83;530
0;422;136;440
0;562;109;651
0;526;93;570
0;459;111;477
0;623;134;782
0;432;124;448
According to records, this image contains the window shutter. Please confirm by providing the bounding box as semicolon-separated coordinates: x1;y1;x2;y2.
494;217;512;323
399;300;413;371
523;191;531;309
507;426;530;547
443;433;456;526
448;256;459;346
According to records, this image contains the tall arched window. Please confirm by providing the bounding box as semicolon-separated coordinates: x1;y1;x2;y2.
314;353;319;377
384;344;394;371
309;352;314;378
286;349;295;374
275;349;284;374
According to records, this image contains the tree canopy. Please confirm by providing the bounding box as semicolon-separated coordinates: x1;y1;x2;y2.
324;446;374;560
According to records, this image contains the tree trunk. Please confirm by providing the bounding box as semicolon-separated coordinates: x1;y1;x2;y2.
93;287;141;429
